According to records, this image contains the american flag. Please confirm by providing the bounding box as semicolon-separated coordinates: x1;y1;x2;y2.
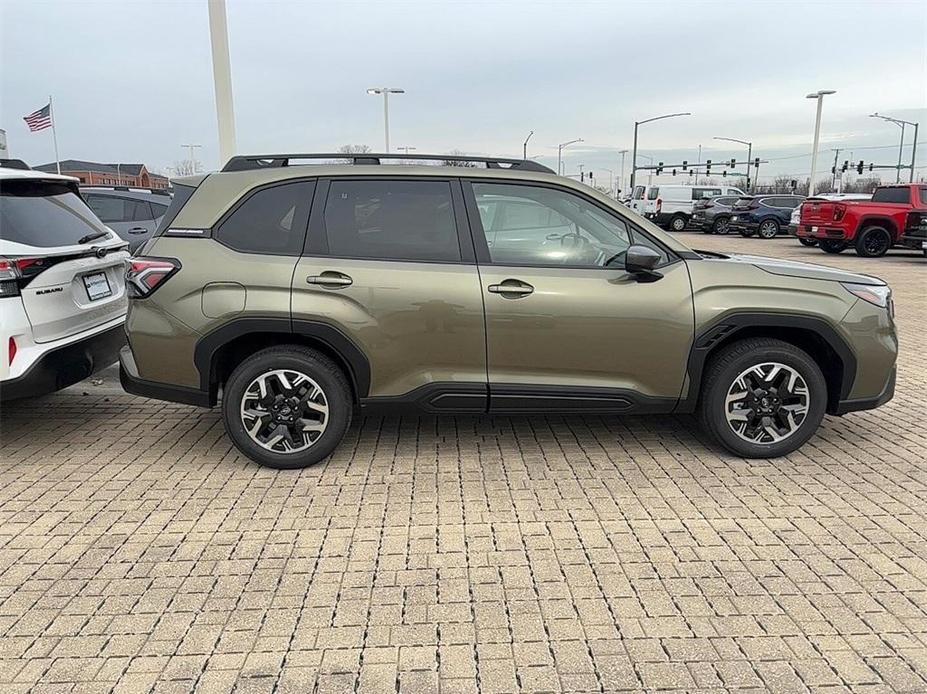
23;103;52;132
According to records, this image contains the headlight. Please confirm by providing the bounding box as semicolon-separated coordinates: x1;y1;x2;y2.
842;282;893;313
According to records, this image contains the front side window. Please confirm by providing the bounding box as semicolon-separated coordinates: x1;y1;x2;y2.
324;180;460;262
216;181;313;255
471;182;668;269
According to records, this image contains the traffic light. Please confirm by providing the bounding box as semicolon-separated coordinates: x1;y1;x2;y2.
672;169;677;176
842;160;849;172
682;160;688;171
869;164;874;172
857;160;864;174
753;157;760;168
790;179;797;190
656;162;664;175
831;166;836;175
580;171;584;182
722;170;727;177
705;159;712;173
730;158;736;169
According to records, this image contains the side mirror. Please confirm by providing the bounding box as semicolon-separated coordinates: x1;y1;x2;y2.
626;245;663;280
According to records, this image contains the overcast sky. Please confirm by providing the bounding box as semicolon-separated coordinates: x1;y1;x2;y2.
2;0;925;188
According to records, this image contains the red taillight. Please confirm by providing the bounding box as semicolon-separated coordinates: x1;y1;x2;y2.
833;204;846;221
8;337;16;366
656;197;662;213
126;258;179;297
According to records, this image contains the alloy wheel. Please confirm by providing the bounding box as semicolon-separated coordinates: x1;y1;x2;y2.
714;218;730;234
863;230;890;256
240;369;328;453
725;362;809;444
758;220;779;239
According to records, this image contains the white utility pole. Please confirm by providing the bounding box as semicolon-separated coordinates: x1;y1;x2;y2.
367;88;404;153
806;90;836;196
208;0;237;167
617;149;628;198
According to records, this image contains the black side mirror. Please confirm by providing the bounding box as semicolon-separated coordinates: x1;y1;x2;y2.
626;245;663;281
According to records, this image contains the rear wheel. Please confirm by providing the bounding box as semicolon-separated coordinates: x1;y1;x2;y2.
819;240;847;254
222;346;352;469
712;217;731;234
798;237;818;247
698;338;826;458
669;214;688;232
757;219;780;239
855;226;892;258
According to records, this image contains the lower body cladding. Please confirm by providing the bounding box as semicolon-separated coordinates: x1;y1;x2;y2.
1;317;126;401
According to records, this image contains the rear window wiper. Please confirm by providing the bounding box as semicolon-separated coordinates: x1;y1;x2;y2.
78;230;109;244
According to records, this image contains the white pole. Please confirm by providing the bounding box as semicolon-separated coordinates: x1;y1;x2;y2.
383;90;390;153
49;95;61;175
808;96;824;197
208;0;237;167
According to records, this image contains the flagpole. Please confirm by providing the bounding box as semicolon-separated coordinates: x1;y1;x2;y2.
49;95;61;175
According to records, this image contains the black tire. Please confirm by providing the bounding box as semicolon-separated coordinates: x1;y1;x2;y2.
819;240;847;254
798;237;818;247
222;346;352;469
757;219;780;239
854;225;892;258
698;338;827;459
669;214;688;232
712;217;731;235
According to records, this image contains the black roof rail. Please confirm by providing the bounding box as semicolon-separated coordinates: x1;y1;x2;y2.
221;152;555;174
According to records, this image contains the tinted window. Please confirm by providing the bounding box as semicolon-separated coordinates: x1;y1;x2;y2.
0;180;108;247
871;187;911;204
217;181;313;255
472;182;668;269
718;196;739;206
150;202;169;219
646;188;659;200
324;180;459;262
85;193;130;222
632;186;645;200
692;187;722;200
129;200;155;221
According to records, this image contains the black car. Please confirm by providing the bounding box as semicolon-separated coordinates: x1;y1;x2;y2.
689;195;741;234
729;195;805;239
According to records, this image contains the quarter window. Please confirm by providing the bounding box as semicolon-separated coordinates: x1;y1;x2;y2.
472;182;668;268
216;181;313;255
323;180;460;262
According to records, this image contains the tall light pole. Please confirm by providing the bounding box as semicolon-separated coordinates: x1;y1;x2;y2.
181;144;202;173
367;87;404;153
617;149;628;198
207;0;237;166
870;113;919;183
806;90;836;196
523;130;534;160
630;112;691;191
713;136;752;192
557;138;582;176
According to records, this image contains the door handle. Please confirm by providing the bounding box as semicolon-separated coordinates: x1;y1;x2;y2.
306;271;353;288
488;280;534;297
128;227;148;234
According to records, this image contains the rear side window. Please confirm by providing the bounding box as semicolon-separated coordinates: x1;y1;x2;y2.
150;202;169;218
646;188;659;200
920;188;927;205
0;179;107;247
155;183;196;235
323;180;460;262
871;187;911;204
692;187;722;200
216;181;314;256
632;186;645;200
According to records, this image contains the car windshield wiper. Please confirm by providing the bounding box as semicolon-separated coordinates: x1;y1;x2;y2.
78;230;109;244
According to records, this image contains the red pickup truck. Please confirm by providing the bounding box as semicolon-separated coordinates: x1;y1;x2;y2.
795;183;927;257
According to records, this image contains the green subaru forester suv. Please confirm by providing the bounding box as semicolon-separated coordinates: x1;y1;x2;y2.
121;153;897;468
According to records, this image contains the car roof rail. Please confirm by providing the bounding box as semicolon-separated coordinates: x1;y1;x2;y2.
221;152;556;174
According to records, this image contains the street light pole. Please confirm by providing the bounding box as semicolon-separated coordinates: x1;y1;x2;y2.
806;90;836;196
523;130;534;159
557;138;582;176
207;0;237;166
870;113;919;183
629;112;691;191
367;87;404;153
713;136;752;192
617;149;628;198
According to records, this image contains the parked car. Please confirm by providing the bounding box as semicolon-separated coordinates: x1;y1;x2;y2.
629;184;745;231
689;195;741;234
120;152;896;468
1;166;129;400
789;194;872;247
729;195;805;239
81;186;171;253
796;184;927;257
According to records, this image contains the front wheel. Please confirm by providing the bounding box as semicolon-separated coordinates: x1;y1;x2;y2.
712;217;731;235
757;219;780;239
819;240;847;254
222;346;352;469
669;214;688;232
855;226;892;258
798;237;818;247
698;338;826;458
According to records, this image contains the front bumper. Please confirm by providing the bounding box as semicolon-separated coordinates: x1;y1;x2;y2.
644;212;673;226
1;324;126;401
899;232;927;251
834;367;896;415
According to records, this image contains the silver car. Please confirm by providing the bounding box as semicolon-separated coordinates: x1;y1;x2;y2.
81;186;171;253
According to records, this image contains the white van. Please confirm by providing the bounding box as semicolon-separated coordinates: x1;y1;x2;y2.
630;184;746;231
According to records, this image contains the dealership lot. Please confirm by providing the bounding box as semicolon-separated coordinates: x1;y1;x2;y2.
1;235;925;693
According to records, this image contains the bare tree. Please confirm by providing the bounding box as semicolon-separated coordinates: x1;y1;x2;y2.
336;144;372;164
172;159;201;176
843;176;882;193
442;149;477;167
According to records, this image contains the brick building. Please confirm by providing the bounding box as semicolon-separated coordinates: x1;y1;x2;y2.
35;160;169;189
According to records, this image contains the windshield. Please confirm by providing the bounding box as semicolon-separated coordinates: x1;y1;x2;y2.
0;179;108;248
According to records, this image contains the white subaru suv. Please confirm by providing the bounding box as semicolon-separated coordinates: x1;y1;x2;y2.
1;164;129;400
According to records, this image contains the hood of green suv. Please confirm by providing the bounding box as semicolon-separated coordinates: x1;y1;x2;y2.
700;251;885;286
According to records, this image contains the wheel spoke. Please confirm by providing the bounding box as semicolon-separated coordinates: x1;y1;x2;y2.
724;361;810;447
240;369;329;454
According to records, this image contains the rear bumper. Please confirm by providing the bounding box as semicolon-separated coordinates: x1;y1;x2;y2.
834;367;896;415
119;345;211;407
795;224;849;240
0;323;126;401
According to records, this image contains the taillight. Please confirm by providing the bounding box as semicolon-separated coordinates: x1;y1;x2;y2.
833;204;846;221
0;259;21;297
7;337;16;366
656;197;662;213
126;258;180;297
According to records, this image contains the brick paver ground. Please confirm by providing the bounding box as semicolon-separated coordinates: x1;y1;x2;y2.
1;233;925;693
